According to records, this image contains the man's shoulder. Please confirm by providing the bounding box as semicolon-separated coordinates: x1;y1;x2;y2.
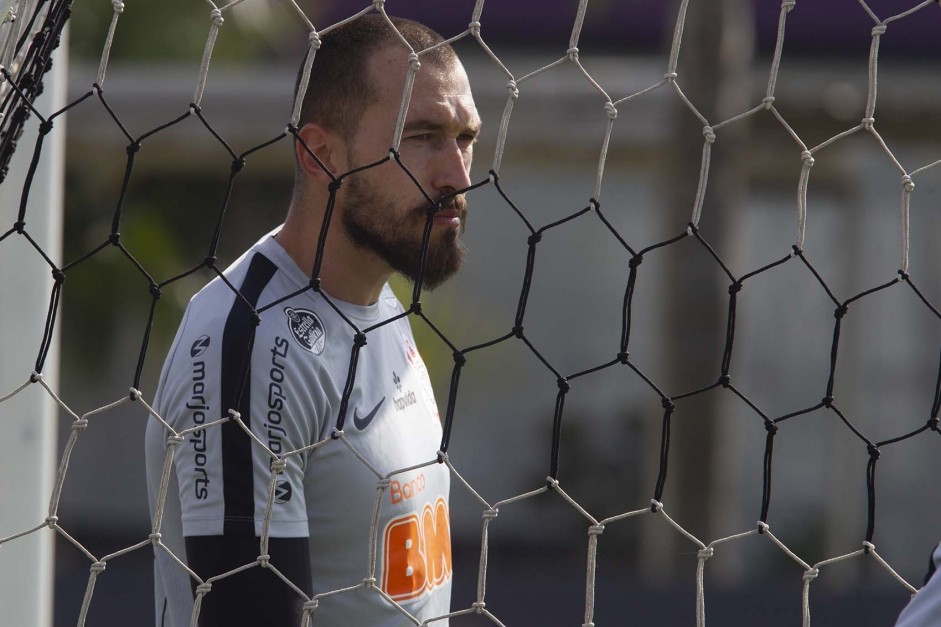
166;244;281;359
185;236;288;321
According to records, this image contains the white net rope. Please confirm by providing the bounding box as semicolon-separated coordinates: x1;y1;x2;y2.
3;0;941;626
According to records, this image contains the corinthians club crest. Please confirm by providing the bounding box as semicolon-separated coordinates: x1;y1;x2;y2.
284;307;326;354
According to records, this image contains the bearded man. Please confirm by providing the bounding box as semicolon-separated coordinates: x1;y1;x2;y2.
145;14;480;627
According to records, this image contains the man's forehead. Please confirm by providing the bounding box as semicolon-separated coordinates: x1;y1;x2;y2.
368;47;479;129
407;84;479;129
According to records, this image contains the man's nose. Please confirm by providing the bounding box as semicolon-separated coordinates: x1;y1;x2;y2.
433;140;472;193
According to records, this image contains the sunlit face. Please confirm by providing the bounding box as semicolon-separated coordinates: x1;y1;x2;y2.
339;47;481;290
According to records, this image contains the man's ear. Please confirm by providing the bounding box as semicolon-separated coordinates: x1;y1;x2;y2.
296;122;343;183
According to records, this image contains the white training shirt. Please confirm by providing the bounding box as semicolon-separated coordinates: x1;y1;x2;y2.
145;230;451;626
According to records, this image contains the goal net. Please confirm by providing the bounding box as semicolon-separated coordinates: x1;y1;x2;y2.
3;0;941;626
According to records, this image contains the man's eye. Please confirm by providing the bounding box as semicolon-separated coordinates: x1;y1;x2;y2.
409;133;432;142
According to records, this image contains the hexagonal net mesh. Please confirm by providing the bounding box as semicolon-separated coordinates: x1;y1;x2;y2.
3;1;941;626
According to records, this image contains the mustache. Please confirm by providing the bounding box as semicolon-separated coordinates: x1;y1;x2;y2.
413;193;467;216
439;194;466;212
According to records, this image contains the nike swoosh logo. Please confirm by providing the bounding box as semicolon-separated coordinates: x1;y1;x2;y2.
353;397;386;431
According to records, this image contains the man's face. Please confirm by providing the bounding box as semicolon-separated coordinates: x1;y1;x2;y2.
339;47;480;290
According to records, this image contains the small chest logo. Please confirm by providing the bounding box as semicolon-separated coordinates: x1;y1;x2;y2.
284;307;325;354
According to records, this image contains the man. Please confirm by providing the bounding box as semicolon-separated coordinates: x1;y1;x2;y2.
145;15;480;626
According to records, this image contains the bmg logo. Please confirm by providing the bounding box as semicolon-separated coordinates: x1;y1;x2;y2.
381;498;452;601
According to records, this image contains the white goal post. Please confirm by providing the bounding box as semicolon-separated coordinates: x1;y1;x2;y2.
0;20;67;627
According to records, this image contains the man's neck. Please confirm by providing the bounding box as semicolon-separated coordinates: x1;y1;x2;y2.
276;200;391;306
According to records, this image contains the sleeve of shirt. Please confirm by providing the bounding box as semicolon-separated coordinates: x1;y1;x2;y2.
171;305;331;626
153;266;340;626
161;295;333;539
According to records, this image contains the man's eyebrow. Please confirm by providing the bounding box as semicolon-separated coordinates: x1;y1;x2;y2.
403;118;482;136
402;119;446;133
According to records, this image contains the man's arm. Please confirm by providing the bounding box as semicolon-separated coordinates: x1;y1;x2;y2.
185;536;312;626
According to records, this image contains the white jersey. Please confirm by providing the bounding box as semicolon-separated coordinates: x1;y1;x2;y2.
145;230;451;626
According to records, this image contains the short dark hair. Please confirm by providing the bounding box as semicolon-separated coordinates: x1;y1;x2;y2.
295;15;457;140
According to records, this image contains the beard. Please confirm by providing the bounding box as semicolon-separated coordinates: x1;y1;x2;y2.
340;173;467;290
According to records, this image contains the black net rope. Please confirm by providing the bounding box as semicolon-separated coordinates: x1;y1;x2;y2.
3;1;941;626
